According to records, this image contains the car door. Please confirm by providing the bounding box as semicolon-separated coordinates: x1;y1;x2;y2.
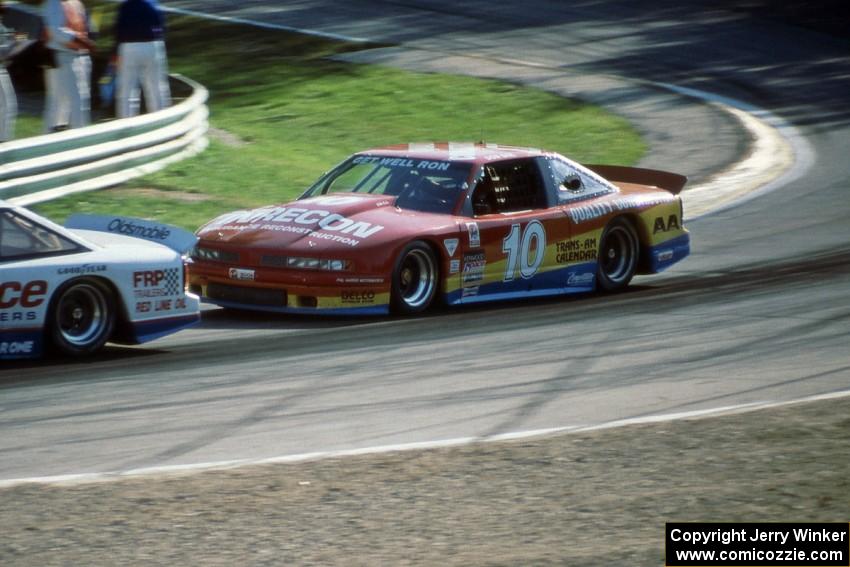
457;158;567;303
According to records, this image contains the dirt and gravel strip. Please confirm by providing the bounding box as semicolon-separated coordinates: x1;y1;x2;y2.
2;396;848;566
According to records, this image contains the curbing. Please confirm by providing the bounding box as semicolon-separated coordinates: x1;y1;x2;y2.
659;83;814;221
2;74;209;206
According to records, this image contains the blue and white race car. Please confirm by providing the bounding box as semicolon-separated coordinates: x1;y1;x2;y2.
1;200;200;359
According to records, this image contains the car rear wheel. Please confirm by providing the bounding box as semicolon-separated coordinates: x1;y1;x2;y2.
596;217;639;292
391;241;438;314
49;279;116;356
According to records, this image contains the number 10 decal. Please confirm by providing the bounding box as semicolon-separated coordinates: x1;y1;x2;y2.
502;220;546;281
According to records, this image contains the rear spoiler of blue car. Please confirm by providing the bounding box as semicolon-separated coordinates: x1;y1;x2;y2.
65;214;198;254
584;164;688;195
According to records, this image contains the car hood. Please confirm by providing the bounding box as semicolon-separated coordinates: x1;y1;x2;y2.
196;194;454;253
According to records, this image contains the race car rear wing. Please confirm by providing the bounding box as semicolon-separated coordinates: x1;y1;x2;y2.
584;164;688;195
65;214;198;254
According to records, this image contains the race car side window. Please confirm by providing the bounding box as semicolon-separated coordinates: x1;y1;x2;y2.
547;158;613;203
0;210;81;261
471;159;548;215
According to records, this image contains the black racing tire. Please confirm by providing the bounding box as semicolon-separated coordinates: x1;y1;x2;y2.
596;217;639;292
391;241;439;314
48;278;116;357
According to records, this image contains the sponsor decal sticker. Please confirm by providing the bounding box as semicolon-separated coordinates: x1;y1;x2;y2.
462;252;486;286
352;156;452;171
132;268;181;298
0;330;42;357
567;196;674;224
657;249;674;262
135;297;188;314
0;280;48;309
449;259;461;274
568;202;616;224
567;272;595;286
0;311;38;322
336;277;385;284
57;264;107;275
207;206;386;248
652;215;680;234
106;218;171;240
130;269;189;314
229;268;256;281
443;238;459;257
466;222;480;248
65;214;198;254
0;340;36;355
341;290;377;304
1;280;48;321
556;237;597;264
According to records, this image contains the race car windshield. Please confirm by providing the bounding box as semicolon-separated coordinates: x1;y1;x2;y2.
302;156;472;214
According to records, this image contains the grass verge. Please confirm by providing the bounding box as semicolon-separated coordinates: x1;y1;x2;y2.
17;1;644;230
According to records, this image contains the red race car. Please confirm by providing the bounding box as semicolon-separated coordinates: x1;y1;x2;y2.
189;143;689;315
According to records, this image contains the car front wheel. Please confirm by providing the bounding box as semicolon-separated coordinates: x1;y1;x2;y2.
391;241;438;314
49;279;116;356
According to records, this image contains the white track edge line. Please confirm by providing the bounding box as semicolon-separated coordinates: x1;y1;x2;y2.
2;389;848;488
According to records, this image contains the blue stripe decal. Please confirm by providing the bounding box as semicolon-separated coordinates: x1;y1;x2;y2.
449;286;590;306
447;262;598;306
131;313;201;344
202;298;389;316
0;329;44;359
646;233;690;273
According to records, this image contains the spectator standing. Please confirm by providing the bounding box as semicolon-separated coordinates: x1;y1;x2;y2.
42;0;94;132
0;2;17;141
114;0;170;118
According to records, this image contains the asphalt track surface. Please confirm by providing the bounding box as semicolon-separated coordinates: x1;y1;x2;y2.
2;1;849;482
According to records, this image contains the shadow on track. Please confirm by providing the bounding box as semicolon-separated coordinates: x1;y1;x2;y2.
197;306;380;331
0;346;162;381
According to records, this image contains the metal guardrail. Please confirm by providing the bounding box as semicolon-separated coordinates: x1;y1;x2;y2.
1;74;209;206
